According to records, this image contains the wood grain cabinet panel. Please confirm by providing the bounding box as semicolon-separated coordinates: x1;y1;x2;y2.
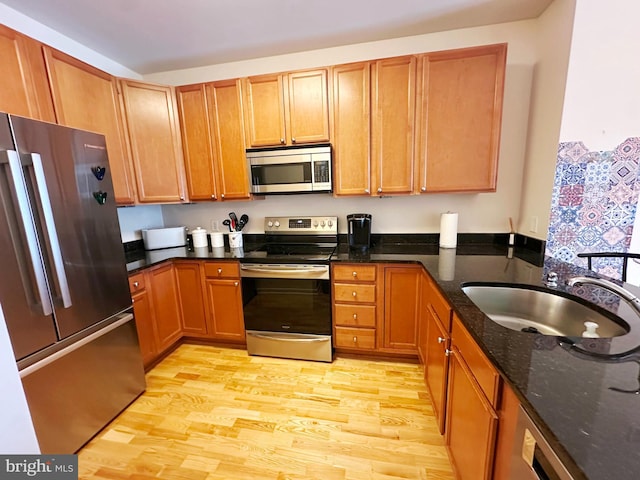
334;326;376;350
425;302;450;434
371;56;416;195
382;265;421;352
331;62;371;196
146;263;183;353
204;261;245;342
43;46;136;204
131;288;157;368
243;69;329;147
175;261;208;336
119;79;187;203
0;25;55;122
416;44;507;193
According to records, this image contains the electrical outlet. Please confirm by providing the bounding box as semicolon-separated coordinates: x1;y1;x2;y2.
211;219;219;232
530;216;538;233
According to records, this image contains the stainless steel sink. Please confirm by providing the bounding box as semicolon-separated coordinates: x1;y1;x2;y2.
461;284;630;337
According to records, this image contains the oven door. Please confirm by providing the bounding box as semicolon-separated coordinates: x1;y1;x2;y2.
240;263;333;362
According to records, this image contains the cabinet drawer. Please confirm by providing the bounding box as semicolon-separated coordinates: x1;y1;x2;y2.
204;261;239;279
429;279;452;332
128;272;146;293
334;283;376;303
334;304;376;327
452;314;500;406
332;264;377;282
335;327;376;350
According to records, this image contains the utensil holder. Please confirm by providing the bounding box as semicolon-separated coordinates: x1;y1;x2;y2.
229;232;243;248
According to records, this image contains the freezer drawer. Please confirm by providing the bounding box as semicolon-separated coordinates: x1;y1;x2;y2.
20;313;145;453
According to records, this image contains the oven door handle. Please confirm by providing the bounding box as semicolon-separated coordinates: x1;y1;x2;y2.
247;332;330;343
241;264;327;274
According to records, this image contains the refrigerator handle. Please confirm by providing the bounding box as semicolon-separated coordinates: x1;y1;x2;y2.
2;150;54;316
29;153;73;309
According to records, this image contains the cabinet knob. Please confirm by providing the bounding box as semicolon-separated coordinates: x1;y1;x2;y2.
437;337;445;344
377;187;382;193
445;349;452;357
353;336;358;343
133;281;139;287
352;291;357;297
364;189;370;194
221;193;225;198
353;313;357;320
291;137;296;143
180;196;185;201
217;268;222;274
234;281;239;287
132;298;135;303
280;138;285;144
352;271;358;277
421;187;426;192
212;194;216;199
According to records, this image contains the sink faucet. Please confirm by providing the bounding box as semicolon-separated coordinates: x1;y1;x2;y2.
566;276;640;315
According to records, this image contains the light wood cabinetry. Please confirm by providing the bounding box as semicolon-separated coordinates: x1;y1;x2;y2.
203;262;245;342
243;68;330;147
332;264;378;351
416;44;507;193
175;80;250;201
128;271;157;368
382;265;421;353
446;313;500;480
175;261;208;336
492;383;520;480
119;79;187;203
146;262;184;354
42;46;137;204
331;62;372;196
0;25;55;122
371;56;417;195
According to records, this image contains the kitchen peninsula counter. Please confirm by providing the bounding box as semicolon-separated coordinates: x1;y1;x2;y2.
126;239;640;480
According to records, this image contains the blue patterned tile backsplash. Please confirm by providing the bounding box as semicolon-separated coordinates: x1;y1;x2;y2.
546;138;640;280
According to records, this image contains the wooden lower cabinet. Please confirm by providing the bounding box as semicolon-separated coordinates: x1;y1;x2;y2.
203;262;245;342
382;265;421;353
425;302;450;434
175;261;208;336
129;274;157;368
146;263;183;353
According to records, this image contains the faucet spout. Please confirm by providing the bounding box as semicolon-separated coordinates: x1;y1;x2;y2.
567;276;640;315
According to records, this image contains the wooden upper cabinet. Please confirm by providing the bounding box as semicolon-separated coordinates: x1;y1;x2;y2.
416;44;506;193
331;62;372;196
176;83;217;201
119;79;187;203
42;47;136;204
206;79;251;200
243;68;329;147
371;56;417;195
0;25;55;122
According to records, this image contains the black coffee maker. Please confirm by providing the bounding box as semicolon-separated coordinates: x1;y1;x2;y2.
347;213;372;251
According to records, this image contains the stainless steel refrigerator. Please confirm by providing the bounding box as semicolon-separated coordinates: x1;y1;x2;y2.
0;113;145;453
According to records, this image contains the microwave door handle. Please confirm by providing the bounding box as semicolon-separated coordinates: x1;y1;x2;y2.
29;153;72;309
2;150;53;316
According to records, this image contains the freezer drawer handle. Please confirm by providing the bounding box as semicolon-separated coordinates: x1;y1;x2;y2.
2;150;53;316
30;153;72;309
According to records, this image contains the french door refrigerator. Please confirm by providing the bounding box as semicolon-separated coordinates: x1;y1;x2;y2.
0;113;145;454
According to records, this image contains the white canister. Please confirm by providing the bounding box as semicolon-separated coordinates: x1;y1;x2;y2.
229;232;243;248
210;232;224;248
191;227;208;248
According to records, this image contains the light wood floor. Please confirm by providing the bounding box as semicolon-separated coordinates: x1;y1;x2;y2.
78;344;454;479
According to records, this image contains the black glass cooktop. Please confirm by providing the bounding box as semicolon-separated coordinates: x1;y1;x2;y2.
243;242;337;262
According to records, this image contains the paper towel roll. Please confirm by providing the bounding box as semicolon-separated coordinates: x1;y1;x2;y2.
438;247;457;281
439;212;458;248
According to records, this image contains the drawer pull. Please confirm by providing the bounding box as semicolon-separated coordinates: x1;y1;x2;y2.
445;349;452;357
438;337;446;343
133;281;139;288
217;268;222;274
353;313;357;320
352;271;358;277
353;336;357;343
234;281;238;287
352;291;357;297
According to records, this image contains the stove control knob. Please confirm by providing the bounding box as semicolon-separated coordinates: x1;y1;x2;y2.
328;220;333;227
267;221;273;228
320;221;326;227
274;221;280;227
313;221;319;227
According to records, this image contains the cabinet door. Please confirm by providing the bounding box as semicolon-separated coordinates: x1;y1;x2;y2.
0;25;55;122
371;56;416;195
243;74;286;147
131;289;157;368
446;348;498;480
286;68;330;144
43;47;136;204
417;44;506;192
205;278;245;341
382;265;420;352
206;79;251;200
120;79;187;203
425;305;450;434
147;263;183;353
331;62;372;196
175;261;208;336
176;83;218;201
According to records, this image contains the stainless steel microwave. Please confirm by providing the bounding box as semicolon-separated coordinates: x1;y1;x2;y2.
247;144;332;194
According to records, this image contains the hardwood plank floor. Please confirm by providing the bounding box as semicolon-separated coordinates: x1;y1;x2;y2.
78;344;454;479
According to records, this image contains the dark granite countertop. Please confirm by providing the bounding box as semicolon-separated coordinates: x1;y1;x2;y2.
126;237;640;480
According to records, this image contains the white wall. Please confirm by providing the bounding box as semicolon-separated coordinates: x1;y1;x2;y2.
517;0;576;241
0;3;140;78
155;21;540;236
117;205;164;242
0;304;40;454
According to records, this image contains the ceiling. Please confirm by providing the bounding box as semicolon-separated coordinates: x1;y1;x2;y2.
1;0;554;75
